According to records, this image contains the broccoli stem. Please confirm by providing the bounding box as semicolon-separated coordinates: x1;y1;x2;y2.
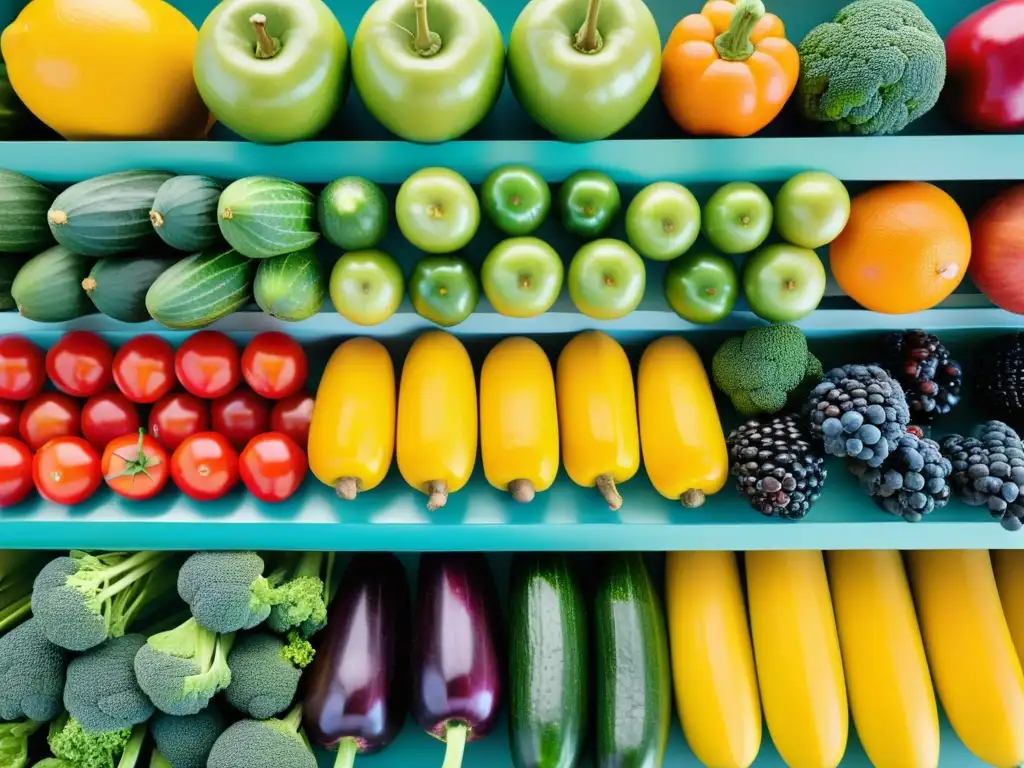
333;737;358;768
91;554;170;606
117;724;147;768
281;704;304;734
714;0;765;61
0;593;31;633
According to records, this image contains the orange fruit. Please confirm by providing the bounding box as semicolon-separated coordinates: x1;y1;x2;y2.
829;182;971;314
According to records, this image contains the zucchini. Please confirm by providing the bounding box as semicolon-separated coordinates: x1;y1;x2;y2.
145;247;256;330
150;175;224;252
217;176;320;259
84;255;178;323
47;170;173;257
594;553;671;768
12;246;94;322
508;553;588;768
0;169;55;253
254;248;326;321
0;257;26;310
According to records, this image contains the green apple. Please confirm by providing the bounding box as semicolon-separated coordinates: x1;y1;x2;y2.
482;237;564;318
567;239;645;320
664;251;738;324
626;182;701;261
743;243;826;323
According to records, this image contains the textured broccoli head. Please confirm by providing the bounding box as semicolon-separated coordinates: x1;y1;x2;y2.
259;553;331;639
176;553;272;635
150;708;226;768
206;708;316;768
225;632;313;720
0;618;69;723
797;0;946;135
47;715;132;768
63;634;154;734
0;719;41;768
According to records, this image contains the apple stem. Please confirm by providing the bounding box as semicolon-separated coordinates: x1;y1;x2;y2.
412;0;442;56
574;0;604;53
715;0;765;61
596;474;622;510
250;14;281;59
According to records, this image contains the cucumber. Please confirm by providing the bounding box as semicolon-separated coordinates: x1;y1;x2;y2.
508;553;588;768
84;255;178;323
47;170;173;257
594;553;671;768
146;247;256;329
0;257;26;310
217;176;320;259
254;248;327;321
150;175;224;252
0;169;55;253
11;246;95;322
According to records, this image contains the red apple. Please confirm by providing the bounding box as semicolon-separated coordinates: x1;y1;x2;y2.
971;184;1024;314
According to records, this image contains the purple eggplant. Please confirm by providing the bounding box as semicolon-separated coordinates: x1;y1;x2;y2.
302;553;411;768
413;552;503;768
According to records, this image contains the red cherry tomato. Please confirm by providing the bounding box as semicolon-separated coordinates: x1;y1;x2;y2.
33;436;101;505
81;392;141;451
149;393;210;452
171;432;239;501
239;432;306;503
45;331;114;397
211;389;269;449
19;393;81;451
270;393;314;448
0;401;20;438
102;430;169;500
112;335;175;404
0;335;45;401
241;332;308;399
175;331;241;399
0;437;33;507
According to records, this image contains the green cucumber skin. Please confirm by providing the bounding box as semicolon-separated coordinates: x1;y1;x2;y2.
12;246;95;322
0;169;55;253
150;175;224;253
594;553;671;768
254;249;327;322
48;170;173;257
146;248;256;330
218;176;320;259
85;255;178;323
509;553;588;768
0;257;26;310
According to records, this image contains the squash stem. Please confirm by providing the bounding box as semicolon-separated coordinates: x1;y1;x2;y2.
335;477;359;501
441;722;469;768
508;479;536;504
426;479;448;511
333;737;358;768
250;14;281;59
681;488;706;508
714;0;765;61
596;474;622;510
574;0;604;53
412;0;442;56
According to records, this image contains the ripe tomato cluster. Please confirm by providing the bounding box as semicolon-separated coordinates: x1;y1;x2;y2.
0;330;312;508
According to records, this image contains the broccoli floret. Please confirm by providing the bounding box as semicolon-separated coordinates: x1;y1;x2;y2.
0;618;69;723
797;0;946;135
46;716;143;768
32;552;173;652
262;553;333;638
63;635;153;734
133;618;233;717
0;552;50;635
0;719;42;768
206;706;315;768
33;760;73;767
712;325;823;416
225;632;314;720
150;708;225;768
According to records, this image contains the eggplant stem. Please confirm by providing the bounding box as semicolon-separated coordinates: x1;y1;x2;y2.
333;737;358;768
441;722;469;768
426;479;448;511
596;474;622;510
508;478;535;504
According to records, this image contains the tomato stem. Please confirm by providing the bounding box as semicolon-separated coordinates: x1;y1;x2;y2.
104;429;161;482
574;0;604;53
412;0;442;56
250;14;281;59
714;0;765;61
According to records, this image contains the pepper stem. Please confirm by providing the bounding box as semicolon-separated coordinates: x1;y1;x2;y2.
250;14;281;59
714;0;765;61
441;722;469;768
412;0;442;56
596;474;622;510
574;0;604;53
333;737;358;768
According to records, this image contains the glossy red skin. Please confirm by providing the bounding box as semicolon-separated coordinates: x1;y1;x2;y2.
412;553;502;743
171;432;239;501
945;0;1024;131
149;392;210;452
0;336;45;401
970;184;1024;314
241;332;308;399
211;389;270;449
33;436;102;505
270;393;314;448
174;331;241;399
19;392;81;451
113;335;176;404
0;437;33;506
238;432;306;503
102;432;169;500
81;392;141;451
0;401;19;438
304;553;411;754
45;331;114;397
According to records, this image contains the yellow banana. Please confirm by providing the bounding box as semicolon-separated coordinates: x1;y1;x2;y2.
992;549;1024;664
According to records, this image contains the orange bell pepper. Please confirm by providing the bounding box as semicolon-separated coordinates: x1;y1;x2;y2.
660;0;799;137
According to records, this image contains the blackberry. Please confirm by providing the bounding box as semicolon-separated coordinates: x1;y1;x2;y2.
975;334;1024;421
848;433;951;522
804;364;910;467
941;420;1024;532
727;414;827;519
884;330;962;422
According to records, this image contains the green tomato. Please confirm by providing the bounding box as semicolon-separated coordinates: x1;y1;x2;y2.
351;0;505;143
567;239;645;320
743;243;827;323
663;251;738;324
482;237;564;318
559;171;621;238
481;166;551;236
396;168;480;254
409;255;480;327
318;176;388;251
329;250;404;326
703;182;773;255
774;171;851;249
626;182;701;262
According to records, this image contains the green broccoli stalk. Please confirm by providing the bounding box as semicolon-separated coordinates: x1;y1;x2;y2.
150;708;226;768
46;715;142;768
0;618;69;723
712;324;823;416
206;705;316;768
0;718;41;768
225;632;315;720
0;551;51;635
63;635;153;734
33;760;74;767
796;0;946;135
148;753;172;768
260;553;335;638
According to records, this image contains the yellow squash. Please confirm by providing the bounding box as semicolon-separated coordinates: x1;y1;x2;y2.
307;338;395;500
397;330;477;510
479;336;559;503
745;550;848;768
992;549;1024;664
908;549;1024;768
555;330;639;510
827;550;938;768
638;335;727;508
665;551;760;768
1;0;210;140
